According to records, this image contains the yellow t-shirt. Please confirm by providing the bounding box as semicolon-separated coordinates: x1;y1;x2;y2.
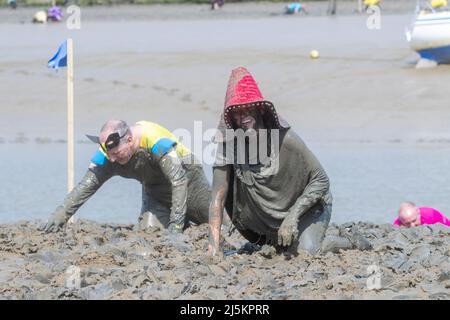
90;121;191;166
137;121;191;158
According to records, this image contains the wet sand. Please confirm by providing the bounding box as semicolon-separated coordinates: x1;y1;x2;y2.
2;6;450;223
0;220;449;299
1;2;449;142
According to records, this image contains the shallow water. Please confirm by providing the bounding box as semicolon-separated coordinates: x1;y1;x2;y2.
1;140;449;224
1;12;450;224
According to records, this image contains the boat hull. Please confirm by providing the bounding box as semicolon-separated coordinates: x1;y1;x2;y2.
417;44;450;64
408;11;450;64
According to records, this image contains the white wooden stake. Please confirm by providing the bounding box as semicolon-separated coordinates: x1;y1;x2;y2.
67;38;75;224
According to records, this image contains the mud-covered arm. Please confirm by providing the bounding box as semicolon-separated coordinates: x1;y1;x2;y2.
158;149;188;232
208;165;230;256
60;163;114;217
278;153;330;246
278;168;329;246
43;163;114;233
289;167;330;220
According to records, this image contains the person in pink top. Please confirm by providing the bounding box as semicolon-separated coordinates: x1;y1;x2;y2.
393;202;450;228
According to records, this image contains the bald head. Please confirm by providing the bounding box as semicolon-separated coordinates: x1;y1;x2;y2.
398;202;421;227
96;119;137;165
99;120;130;143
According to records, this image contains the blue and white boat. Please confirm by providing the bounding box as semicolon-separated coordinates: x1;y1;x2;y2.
406;0;450;65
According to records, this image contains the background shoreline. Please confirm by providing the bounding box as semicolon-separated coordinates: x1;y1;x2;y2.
2;0;450;225
1;0;419;24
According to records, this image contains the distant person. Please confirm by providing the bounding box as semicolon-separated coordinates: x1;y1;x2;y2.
431;0;448;10
393;202;450;227
47;6;64;22
327;0;337;15
32;11;47;24
211;0;224;11
364;0;381;11
8;0;17;9
285;2;308;15
42;120;211;234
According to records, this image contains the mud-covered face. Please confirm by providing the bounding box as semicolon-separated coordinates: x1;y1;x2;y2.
399;207;421;228
100;133;134;165
231;107;265;131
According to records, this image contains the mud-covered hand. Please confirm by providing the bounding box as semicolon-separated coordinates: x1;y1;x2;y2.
43;206;71;233
207;243;218;256
168;222;184;234
278;212;300;247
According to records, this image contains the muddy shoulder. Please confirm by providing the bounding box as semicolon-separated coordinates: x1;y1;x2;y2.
0;220;449;299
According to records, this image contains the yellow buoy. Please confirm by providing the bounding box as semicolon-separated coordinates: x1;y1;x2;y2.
431;0;448;8
310;50;319;59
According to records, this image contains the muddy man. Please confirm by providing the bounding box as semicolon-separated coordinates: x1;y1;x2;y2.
208;67;371;256
43;120;211;233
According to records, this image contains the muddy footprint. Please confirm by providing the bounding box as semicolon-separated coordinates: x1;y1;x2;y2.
181;94;192;103
112;80;125;86
15;70;32;76
152;85;167;92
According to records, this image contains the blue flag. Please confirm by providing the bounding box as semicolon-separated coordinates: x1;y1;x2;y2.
47;40;67;70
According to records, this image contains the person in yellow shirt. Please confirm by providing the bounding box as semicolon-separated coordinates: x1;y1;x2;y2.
431;0;448;9
364;0;381;11
43;120;211;234
364;0;380;6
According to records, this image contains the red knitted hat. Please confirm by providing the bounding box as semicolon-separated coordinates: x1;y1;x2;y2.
223;67;280;129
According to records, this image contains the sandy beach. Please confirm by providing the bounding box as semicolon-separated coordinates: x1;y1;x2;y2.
1;1;450;300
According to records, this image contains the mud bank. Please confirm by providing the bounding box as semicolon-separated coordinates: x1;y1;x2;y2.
0;220;449;299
